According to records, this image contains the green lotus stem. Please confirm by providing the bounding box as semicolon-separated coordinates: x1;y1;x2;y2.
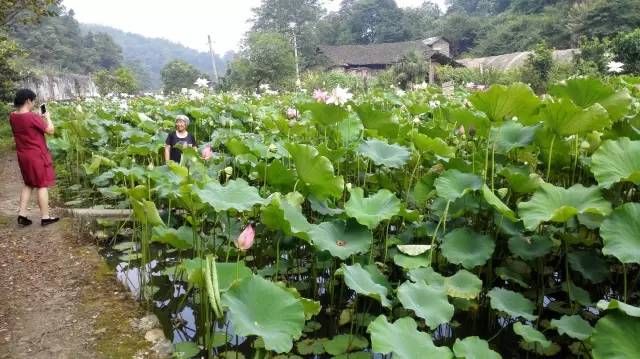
275;237;281;281
405;153;422;203
571;135;579;183
483;139;490;183
383;221;391;264
236;252;240;280
624;263;628;303
564;239;574;312
547;135;556;181
491;142;496;192
167;198;172;226
428;200;450;266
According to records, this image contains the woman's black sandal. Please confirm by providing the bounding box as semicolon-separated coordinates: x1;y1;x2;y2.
18;215;32;226
41;217;60;226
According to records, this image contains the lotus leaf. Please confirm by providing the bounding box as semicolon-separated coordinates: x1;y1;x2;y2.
508;235;554;261
261;193;313;241
398;280;454;329
151;225;194;250
550;315;593;340
131;199;164;227
488;288;537;321
549;77;632;122
367;315;453;359
567;250;609;283
469;83;541;124
357;139;410;168
513;322;552;349
482;185;518;220
452;336;502;359
338;263;391;307
173;342;200;359
600;203;640;264
308;220;371;260
490;121;538;153
590;138;640;188
296;339;326;355
412;133;456;158
596;299;640;317
286;143;344;200
322;334;368;356
540;99;611;136
344;188;401;229
393;254;430;269
518;183;611;230
195;179;266;212
397;244;431;256
441;228;495;269
221;275;305;353
299;101;349;126
409;267;446;287
435;170;483;202
592;312;640;359
444;269;482;299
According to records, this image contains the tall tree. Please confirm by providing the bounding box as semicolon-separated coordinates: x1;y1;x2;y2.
250;0;325;68
161;60;207;94
0;0;61;27
334;0;410;44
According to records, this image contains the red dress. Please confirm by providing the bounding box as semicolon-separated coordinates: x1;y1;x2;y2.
9;112;56;188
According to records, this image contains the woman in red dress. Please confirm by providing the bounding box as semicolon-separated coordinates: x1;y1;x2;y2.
9;89;59;226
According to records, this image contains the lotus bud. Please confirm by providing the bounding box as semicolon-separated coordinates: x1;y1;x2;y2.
288;120;297;127
201;145;212;160
412;117;421;125
147;162;155;171
268;143;278;152
456;125;466;137
580;140;590;150
497;188;508;198
428;163;444;175
235;225;255;251
468;126;477;138
286;107;299;119
346;183;353;190
224;166;233;176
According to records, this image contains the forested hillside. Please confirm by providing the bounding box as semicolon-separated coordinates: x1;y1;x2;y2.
82;24;233;89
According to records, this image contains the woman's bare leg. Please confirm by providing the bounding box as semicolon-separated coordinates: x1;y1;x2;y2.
18;185;32;217
37;187;50;219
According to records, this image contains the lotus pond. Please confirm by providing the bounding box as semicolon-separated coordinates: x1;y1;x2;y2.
49;77;640;358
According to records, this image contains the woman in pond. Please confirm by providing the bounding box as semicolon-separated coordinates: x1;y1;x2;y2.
9;89;59;226
164;115;196;163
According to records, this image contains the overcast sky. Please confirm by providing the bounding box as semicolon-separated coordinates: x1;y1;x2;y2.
62;0;447;54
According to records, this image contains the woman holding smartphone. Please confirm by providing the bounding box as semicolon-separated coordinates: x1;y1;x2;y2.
9;89;59;226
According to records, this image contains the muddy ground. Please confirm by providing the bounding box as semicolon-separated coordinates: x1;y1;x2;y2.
0;151;157;358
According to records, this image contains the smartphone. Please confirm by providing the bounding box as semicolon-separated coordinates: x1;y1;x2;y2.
40;104;47;114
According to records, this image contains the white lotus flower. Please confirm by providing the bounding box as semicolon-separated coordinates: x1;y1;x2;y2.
187;89;204;101
154;94;166;101
326;86;353;106
395;89;406;97
181;88;188;94
412;117;421;125
465;82;476;89
119;100;128;111
268;143;278;152
413;82;428;90
259;84;271;91
194;77;210;88
607;61;624;74
429;100;441;108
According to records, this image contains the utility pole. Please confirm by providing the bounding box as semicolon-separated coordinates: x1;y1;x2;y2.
289;22;301;88
208;35;219;84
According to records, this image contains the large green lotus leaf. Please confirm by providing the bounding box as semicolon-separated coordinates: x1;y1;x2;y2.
255;160;297;190
562;281;592;306
285;143;344;200
482;185;517;221
488;288;537;321
444;269;482;299
549;77;632;122
508;235;554;261
131;199;164;227
308;220;371;260
195;179;266;212
591;138;640;188
597;299;640;317
296;338;326;355
567;250;609;283
441;228;495;269
412;133;455;158
540;99;611;136
397;244;431;256
600;203;640;264
354;103;400;139
393;254;430;269
357;139;410;168
592;312;640;359
339;263;391;307
398;280;454;329
344;188;401;229
513;323;552;349
469;83;541;124
409;267;446;287
490;121;539;153
367;316;453;359
151;225;194;250
444;106;492;138
336;115;364;144
435;170;482;202
322;334;368;356
550;315;593;340
452;336;502;359
517;183;612;230
298;101;350;126
261;193;313;241
499;166;542;194
221;276;305;353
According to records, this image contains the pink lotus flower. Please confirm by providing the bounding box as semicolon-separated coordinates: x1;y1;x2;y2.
313;89;329;103
286;107;299;119
201;144;212;160
235;225;255;251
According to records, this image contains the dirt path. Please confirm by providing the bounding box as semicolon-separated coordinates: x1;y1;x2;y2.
0;152;154;358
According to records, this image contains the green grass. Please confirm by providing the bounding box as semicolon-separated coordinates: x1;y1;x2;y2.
0;104;14;153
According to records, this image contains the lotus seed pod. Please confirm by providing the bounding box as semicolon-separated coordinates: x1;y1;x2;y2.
224;167;233;176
